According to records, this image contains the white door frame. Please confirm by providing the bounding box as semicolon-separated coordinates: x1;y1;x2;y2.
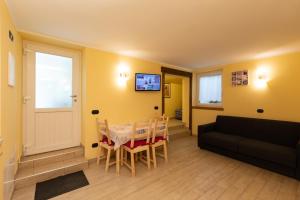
22;41;81;155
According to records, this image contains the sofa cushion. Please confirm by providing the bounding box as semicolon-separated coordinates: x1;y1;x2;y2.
239;139;296;168
216;116;254;136
216;115;300;147
201;132;244;152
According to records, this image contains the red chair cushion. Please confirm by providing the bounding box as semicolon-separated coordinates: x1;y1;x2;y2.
124;140;149;149
101;136;114;146
152;136;166;144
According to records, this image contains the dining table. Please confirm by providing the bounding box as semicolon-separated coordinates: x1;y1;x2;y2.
106;122;167;175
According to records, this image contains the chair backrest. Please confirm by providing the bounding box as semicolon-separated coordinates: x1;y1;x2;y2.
160;114;168;121
96;119;112;145
128;120;152;148
153;114;168;122
152;117;169;143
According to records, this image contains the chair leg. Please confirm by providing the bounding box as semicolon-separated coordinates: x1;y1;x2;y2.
116;148;120;176
146;148;151;169
152;146;157;168
120;147;124;166
105;149;111;172
163;142;168;162
97;145;102;165
130;152;136;176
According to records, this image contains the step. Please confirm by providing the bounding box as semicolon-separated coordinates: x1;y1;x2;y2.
19;146;84;170
169;127;191;141
15;147;88;189
168;120;186;131
168;124;185;131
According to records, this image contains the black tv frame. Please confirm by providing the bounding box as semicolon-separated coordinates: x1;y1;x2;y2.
135;73;161;91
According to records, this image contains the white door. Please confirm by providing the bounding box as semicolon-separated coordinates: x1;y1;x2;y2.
23;41;81;156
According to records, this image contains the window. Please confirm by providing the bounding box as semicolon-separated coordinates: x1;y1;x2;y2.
197;72;222;106
35;52;73;109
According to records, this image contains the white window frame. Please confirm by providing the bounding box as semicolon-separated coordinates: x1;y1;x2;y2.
196;70;223;108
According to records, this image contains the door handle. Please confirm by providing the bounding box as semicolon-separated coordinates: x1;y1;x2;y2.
70;95;77;98
23;96;31;104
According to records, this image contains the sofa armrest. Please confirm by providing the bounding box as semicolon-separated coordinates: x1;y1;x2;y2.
198;122;216;135
296;139;300;179
198;122;216;148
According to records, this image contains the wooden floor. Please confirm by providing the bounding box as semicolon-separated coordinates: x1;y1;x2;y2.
12;135;300;200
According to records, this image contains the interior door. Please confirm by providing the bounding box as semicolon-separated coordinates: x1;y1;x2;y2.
23;41;81;156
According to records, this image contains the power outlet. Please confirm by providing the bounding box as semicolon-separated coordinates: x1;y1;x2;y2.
92;143;98;148
257;108;264;113
92;110;99;115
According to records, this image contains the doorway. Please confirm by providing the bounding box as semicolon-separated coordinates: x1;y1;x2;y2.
23;41;81;156
161;67;192;131
164;74;183;125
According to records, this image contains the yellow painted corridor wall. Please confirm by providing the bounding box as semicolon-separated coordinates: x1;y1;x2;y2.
192;52;300;135
164;83;182;118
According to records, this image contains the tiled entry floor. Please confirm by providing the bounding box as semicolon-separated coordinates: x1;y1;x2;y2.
13;135;300;200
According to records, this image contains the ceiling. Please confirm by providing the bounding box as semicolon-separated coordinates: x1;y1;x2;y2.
6;0;300;68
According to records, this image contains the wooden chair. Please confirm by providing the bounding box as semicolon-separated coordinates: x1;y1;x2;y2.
160;114;168;121
154;113;167;121
158;114;169;140
96;119;120;175
150;117;169;168
121;121;152;176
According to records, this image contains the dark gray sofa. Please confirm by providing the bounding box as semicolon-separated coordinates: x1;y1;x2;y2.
198;115;300;179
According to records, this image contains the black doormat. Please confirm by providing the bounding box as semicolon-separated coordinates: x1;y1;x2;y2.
35;171;89;200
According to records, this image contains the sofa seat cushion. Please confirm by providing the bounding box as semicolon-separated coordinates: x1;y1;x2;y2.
239;139;296;168
201;132;244;152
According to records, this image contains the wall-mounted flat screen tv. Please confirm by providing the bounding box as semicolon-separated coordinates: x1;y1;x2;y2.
135;73;161;91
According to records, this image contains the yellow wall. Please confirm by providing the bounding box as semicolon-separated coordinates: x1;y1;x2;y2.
82;48;162;159
164;82;182;118
0;0;23;199
20;31;83;51
192;52;300;135
0;2;3;197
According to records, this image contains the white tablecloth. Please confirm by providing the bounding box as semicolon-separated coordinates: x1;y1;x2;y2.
109;123;167;150
109;124;133;149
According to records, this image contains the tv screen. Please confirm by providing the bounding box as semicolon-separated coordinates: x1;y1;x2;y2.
135;73;161;91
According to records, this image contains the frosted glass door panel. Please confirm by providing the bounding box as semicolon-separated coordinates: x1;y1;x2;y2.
35;52;73;109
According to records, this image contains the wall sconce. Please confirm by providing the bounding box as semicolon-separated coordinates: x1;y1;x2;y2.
258;74;267;81
255;66;270;89
119;71;129;80
117;62;130;88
